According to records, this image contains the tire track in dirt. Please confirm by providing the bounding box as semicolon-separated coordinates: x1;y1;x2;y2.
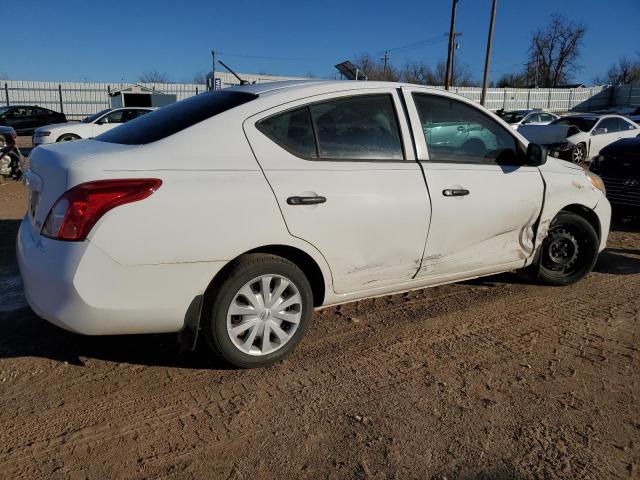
2;272;637;479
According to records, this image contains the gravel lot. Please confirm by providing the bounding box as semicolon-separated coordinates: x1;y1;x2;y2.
0;180;638;479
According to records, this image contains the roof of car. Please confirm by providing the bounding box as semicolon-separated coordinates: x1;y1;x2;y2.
226;79;454;96
563;113;624;119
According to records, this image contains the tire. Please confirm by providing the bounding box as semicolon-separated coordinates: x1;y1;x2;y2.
57;133;81;142
202;253;313;368
571;143;587;164
8;153;22;180
537;212;599;286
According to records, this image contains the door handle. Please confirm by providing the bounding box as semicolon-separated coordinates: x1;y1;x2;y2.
442;189;470;197
287;196;327;206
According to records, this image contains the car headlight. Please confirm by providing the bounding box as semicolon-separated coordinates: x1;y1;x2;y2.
34;131;51;138
586;171;606;195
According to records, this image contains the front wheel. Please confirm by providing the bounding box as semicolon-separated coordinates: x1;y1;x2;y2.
203;254;313;368
57;133;81;142
537;212;599;286
571;143;587;164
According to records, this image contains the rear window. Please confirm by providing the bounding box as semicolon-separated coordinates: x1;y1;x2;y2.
96;91;258;145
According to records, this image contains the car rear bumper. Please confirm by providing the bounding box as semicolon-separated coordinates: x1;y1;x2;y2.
17;216;226;335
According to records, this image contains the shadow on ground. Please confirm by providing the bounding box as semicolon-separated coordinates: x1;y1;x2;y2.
1;213;639;369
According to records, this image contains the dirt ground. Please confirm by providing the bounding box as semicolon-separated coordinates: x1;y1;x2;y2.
0;179;638;480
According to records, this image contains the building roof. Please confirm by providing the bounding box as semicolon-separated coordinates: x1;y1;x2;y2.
109;83;167;96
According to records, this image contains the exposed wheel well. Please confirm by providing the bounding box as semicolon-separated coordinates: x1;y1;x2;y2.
559;204;601;240
203;245;326;310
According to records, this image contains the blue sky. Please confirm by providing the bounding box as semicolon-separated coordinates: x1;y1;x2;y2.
4;0;639;85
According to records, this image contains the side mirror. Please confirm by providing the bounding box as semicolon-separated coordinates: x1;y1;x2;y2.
525;143;547;167
592;127;607;136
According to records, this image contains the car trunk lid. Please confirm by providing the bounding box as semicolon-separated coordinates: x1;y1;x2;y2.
26;140;139;235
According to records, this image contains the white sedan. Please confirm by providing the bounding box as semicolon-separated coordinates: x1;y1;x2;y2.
32;107;153;145
18;80;611;368
499;109;559;129
519;114;640;164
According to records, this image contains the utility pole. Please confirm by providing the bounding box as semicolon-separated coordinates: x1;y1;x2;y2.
450;34;461;87
210;50;217;91
480;0;497;106
444;0;459;90
382;51;390;77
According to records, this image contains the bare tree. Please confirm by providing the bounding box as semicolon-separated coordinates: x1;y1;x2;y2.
192;71;208;84
353;53;400;81
495;72;528;88
434;59;476;87
593;55;640;85
400;61;437;85
526;14;586;87
138;71;171;84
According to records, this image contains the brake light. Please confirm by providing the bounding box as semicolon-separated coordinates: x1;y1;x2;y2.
42;179;162;241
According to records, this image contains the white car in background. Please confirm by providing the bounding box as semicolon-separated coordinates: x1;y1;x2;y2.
18;80;611;368
32;107;153;145
519;114;640;163
498;109;559;129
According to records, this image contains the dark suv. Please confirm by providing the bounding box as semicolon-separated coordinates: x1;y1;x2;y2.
0;105;66;135
590;137;640;213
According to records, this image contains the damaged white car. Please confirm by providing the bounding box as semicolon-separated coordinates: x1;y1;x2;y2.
518;114;640;163
18;81;611;368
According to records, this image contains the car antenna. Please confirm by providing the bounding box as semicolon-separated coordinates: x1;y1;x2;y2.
218;60;250;85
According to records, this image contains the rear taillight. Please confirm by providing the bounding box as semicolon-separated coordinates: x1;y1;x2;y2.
42;179;162;241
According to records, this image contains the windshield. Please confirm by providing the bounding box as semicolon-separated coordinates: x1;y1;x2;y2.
0;106;10;116
501;111;528;124
82;109;112;123
551;117;598;132
96;91;258;145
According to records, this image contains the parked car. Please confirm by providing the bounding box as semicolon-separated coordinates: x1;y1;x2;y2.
0;105;66;135
497;109;559;129
590;137;640;214
33;107;153;145
519;114;640;163
18;81;611;368
0;125;24;179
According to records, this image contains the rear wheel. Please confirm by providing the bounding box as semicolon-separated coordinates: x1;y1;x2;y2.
537;212;599;286
203;254;313;368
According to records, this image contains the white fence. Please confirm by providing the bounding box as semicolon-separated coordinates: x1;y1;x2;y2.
1;72;306;120
2;76;632;121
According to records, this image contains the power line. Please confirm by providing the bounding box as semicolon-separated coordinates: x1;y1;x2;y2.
378;35;447;56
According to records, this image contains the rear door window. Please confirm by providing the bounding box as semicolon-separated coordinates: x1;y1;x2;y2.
96;91;257;145
310;95;404;160
618;118;637;131
257;94;404;161
257;107;316;158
